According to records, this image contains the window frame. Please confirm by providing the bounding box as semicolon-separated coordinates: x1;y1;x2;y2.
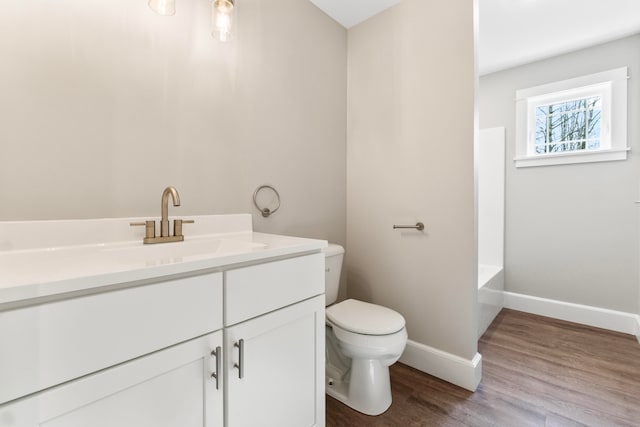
515;67;628;168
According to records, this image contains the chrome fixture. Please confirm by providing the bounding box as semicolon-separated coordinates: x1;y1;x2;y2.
393;222;425;231
130;186;194;244
253;185;281;218
210;346;222;390
234;339;244;379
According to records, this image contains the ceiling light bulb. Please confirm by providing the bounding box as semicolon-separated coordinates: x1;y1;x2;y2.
212;0;235;42
149;0;176;16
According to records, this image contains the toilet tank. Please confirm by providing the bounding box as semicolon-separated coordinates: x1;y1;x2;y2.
322;244;344;306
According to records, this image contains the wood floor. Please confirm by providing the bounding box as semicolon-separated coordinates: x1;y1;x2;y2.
326;309;640;427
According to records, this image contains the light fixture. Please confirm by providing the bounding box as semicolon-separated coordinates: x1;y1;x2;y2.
212;0;235;42
148;0;237;43
148;0;176;16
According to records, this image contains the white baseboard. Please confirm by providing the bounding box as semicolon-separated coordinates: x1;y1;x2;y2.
503;291;638;336
399;339;482;392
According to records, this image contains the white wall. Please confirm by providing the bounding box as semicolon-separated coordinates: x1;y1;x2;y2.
478;127;505;267
346;0;477;383
480;35;640;313
0;0;346;244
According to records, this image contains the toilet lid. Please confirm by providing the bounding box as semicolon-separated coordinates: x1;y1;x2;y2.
326;299;406;335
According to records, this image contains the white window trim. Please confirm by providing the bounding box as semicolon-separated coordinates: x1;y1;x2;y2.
515;67;628;168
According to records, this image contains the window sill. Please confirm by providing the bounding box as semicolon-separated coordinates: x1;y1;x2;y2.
514;147;630;168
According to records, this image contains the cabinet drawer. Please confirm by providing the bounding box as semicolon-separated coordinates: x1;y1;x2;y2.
225;253;324;326
0;272;222;404
0;332;223;427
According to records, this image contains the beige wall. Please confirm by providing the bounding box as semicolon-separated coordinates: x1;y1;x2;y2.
2;0;480;379
480;35;640;314
346;0;477;361
0;0;346;244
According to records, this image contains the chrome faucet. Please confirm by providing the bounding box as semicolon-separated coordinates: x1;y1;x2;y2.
160;186;180;238
130;186;194;244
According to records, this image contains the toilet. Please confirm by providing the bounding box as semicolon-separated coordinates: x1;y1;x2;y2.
323;244;407;416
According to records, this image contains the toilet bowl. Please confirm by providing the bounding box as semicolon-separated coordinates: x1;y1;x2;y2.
323;244;407;416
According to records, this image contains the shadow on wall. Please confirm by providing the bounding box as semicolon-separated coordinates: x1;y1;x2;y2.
345;268;374;303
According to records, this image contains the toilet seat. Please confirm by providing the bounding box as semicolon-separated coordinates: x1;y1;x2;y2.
329;321;408;357
326;299;405;335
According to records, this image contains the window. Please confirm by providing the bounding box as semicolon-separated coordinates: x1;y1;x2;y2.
515;67;628;168
533;91;602;154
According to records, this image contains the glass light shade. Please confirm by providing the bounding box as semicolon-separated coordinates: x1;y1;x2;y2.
149;0;176;16
212;0;235;42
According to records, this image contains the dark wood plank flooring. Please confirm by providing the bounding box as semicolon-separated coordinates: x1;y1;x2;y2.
326;309;640;426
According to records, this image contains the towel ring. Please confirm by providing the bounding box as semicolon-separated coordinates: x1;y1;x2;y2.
253;185;281;218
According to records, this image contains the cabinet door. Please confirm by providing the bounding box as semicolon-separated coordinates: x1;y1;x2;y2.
0;332;224;427
0;272;223;405
225;295;325;427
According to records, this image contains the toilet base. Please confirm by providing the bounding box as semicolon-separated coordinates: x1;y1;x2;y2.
326;358;392;416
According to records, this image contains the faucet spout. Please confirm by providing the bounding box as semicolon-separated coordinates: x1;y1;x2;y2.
131;185;193;244
160;186;180;237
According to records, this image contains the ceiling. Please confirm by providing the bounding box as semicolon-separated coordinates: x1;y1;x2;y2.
479;0;640;75
308;0;400;29
309;0;640;76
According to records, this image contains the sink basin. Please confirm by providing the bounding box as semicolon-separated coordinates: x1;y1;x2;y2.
0;215;328;306
103;237;267;264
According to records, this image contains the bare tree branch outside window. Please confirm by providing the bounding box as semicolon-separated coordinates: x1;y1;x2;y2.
534;97;601;154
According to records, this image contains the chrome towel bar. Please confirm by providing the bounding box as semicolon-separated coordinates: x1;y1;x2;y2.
393;222;424;231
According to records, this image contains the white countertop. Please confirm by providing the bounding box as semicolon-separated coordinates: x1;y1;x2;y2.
0;214;327;308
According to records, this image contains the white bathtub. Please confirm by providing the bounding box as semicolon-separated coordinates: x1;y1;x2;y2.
478;264;504;338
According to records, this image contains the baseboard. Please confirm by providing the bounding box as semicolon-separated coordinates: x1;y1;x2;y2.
399;340;482;392
503;291;638;335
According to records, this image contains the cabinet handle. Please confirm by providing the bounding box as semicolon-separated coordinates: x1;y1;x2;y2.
234;339;244;379
210;346;222;390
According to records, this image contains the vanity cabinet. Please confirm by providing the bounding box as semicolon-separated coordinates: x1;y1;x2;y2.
0;272;224;405
225;296;324;427
0;272;225;427
224;254;325;427
0;248;325;427
0;332;224;427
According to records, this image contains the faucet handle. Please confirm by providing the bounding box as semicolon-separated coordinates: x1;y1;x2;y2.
130;220;156;240
173;219;195;237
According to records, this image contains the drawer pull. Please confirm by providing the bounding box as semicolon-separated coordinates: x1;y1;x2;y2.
210;346;222;390
234;339;244;379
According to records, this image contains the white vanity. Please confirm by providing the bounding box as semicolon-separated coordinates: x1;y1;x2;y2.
0;214;326;427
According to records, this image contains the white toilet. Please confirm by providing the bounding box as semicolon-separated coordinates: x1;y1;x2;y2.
323;244;408;416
